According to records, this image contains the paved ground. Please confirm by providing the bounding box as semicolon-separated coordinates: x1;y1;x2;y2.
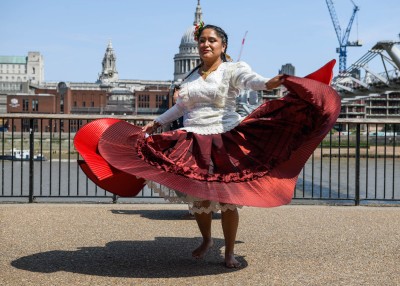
1;204;399;286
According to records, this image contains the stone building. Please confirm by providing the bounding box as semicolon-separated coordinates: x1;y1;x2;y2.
279;63;295;76
340;92;400;119
97;41;119;86
173;0;202;81
0;52;44;86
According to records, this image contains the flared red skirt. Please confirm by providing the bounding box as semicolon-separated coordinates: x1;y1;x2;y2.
74;60;341;208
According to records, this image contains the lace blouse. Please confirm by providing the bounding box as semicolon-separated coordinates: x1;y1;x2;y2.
155;61;269;135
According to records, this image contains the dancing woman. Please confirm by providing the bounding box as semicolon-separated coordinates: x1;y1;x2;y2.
75;23;341;268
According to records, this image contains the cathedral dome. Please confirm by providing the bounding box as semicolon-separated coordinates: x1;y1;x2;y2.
180;26;197;46
173;0;203;81
178;25;199;55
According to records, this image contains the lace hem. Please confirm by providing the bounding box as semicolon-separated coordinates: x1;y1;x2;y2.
147;180;242;214
190;203;240;214
180;118;242;135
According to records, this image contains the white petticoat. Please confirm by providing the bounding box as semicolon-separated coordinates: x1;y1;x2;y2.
147;181;242;214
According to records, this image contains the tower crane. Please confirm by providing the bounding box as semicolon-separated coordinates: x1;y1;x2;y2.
237;31;248;61
325;0;362;73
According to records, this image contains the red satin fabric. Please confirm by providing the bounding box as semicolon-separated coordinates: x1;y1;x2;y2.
74;118;145;197
78;160;144;197
74;60;341;207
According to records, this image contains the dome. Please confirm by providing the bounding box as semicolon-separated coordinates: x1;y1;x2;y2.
173;1;202;81
180;26;197;46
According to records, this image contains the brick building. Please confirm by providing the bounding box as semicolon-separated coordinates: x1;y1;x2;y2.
134;85;172;115
6;82;107;132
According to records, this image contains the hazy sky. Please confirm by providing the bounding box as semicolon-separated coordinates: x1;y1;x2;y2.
1;0;399;82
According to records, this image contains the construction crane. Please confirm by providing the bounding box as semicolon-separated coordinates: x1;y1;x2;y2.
237;31;248;61
325;0;362;73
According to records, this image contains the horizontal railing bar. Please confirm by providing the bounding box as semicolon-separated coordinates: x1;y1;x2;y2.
0;114;399;124
292;198;356;200
336;118;400;124
0;113;157;120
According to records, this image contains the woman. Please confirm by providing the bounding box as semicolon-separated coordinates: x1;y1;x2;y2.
75;24;341;268
144;24;282;268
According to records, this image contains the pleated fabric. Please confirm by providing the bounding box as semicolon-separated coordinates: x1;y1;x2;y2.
74;60;341;207
74;118;145;197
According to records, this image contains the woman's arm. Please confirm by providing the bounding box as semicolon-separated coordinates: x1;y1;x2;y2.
142;104;185;134
232;62;283;91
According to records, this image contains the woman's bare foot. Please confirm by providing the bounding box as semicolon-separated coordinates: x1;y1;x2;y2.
192;239;214;259
225;253;241;268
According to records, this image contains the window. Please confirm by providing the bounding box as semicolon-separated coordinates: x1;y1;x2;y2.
156;95;166;108
82;102;86;107
23;99;29;111
32;99;39;111
33;119;39;132
73;101;77;107
22;118;30;132
138;94;149;108
91;101;94;107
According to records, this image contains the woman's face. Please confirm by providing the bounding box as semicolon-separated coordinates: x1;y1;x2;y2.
198;28;226;63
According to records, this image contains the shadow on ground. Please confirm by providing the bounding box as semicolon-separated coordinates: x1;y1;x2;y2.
110;209;222;220
11;237;246;278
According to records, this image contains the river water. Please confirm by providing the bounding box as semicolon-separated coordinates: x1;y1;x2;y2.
0;157;399;202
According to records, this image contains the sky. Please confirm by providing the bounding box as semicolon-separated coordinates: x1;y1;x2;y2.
1;0;399;83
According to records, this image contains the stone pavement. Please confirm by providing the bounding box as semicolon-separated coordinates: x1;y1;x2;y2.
1;204;399;286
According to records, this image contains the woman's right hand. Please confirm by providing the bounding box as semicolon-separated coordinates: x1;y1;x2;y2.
266;75;284;90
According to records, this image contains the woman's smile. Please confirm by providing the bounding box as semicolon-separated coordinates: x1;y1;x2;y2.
201;48;212;55
198;28;226;62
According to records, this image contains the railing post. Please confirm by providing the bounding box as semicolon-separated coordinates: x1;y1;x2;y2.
355;124;361;206
29;119;34;203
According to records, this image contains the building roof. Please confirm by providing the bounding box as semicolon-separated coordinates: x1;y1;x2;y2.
180;0;202;47
0;56;27;64
180;26;197;46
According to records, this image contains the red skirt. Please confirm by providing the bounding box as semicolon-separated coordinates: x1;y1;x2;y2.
74;60;341;208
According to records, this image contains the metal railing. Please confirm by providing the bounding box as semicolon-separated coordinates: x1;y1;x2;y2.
0;114;399;205
295;119;400;205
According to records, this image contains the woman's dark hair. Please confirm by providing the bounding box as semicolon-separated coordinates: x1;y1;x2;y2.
197;24;229;62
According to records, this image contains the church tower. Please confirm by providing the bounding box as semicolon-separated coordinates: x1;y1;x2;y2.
98;41;119;85
173;0;202;81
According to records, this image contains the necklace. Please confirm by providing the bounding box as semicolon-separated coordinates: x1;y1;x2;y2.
201;66;218;77
201;69;214;77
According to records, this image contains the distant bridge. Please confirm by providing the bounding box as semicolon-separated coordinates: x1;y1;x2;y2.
332;41;400;100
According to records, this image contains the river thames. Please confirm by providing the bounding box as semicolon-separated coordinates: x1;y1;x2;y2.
0;157;399;203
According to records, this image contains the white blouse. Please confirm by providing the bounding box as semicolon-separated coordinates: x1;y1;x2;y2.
155;61;269;135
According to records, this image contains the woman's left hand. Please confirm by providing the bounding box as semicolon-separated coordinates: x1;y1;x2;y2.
266;75;284;90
